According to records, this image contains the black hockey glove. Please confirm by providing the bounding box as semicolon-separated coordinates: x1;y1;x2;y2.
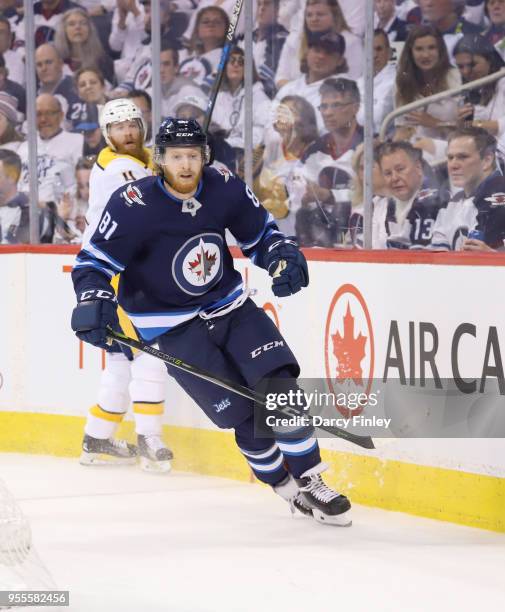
71;289;132;358
265;238;309;297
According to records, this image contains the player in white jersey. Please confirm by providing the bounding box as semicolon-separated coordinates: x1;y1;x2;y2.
79;99;173;472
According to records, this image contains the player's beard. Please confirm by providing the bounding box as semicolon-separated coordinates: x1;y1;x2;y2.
163;168;203;196
111;135;146;164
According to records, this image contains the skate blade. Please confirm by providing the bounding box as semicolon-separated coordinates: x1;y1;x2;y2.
80;451;137;466
312;509;352;527
140;456;172;473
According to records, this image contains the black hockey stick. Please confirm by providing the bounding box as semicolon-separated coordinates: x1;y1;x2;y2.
202;0;245;133
107;328;375;449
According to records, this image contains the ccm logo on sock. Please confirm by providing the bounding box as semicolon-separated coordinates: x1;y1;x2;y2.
251;341;284;359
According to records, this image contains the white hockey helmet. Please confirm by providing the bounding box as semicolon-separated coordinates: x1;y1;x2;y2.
99;98;146;150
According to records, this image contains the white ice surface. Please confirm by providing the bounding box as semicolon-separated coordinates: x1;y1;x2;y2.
0;454;504;612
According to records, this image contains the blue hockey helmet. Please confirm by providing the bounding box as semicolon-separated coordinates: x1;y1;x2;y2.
154;117;210;165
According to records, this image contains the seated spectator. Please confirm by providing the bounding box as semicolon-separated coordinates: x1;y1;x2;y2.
108;0;146;82
34;0;81;47
0;148;28;244
377;140;445;249
178;6;229;88
276;0;364;88
259;95;319;234
253;0;290;98
157;45;202;118
294;78;363;247
212;46;271;151
35;43;80;122
0;17;24;86
485;0;505;51
302;77;363;181
0;0;23;35
75;113;105;156
17;94;83;230
127;88;152;145
111;0;187;95
0;55;25;116
54;7;115;84
408;0;483;57
74;155;94;234
394;25;461;142
453;35;505;151
346;143;391;248
274;32;349;135
0;92;23;151
174;93;237;171
374;0;409;43
431;126;505;251
75;66;108;106
357;28;396;135
68;67;108;131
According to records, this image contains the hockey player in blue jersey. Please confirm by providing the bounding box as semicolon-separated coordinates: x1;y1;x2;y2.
70;117;351;526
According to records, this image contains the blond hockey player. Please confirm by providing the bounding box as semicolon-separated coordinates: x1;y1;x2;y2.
79;99;172;472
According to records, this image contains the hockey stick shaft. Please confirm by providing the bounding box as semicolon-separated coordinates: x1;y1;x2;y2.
107;329;375;450
202;0;245;133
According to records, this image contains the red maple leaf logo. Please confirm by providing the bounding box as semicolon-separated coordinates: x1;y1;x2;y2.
331;302;367;385
188;248;217;280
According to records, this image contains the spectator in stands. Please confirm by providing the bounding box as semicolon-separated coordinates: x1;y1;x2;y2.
17;94;83;224
212;46;271;152
276;0;364;87
0;148;28;244
0;17;24;86
253;0;289;98
75;66;108;105
377;140;444;249
127;88;152;145
346;142;391;248
35;43;80;121
431;127;505;251
0;92;23;151
74;155;94;234
108;0;145;83
274;32;349;135
0;55;25;116
357;28;396;135
374;0;409;42
302;77;363;179
34;0;81;47
409;0;483;57
294;78;363;247
178;6;229;88
156;45;202;118
259;95;319;234
54;8;114;84
111;0;187;95
174;93;237;171
454;35;505;149
0;0;22;31
75;114;104;156
484;0;505;51
394;25;461;142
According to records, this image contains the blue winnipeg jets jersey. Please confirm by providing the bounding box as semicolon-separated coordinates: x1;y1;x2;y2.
72;167;282;341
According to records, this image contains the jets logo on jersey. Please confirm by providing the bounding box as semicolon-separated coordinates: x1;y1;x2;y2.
121;184;145;207
172;233;224;295
485;193;505;207
417;188;438;201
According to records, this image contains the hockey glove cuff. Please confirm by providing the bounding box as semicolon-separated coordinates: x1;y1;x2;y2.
265;238;309;297
71;289;120;352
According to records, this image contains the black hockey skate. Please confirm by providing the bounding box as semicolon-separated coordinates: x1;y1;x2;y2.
137;434;173;473
80;434;138;466
295;462;352;526
273;474;313;517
